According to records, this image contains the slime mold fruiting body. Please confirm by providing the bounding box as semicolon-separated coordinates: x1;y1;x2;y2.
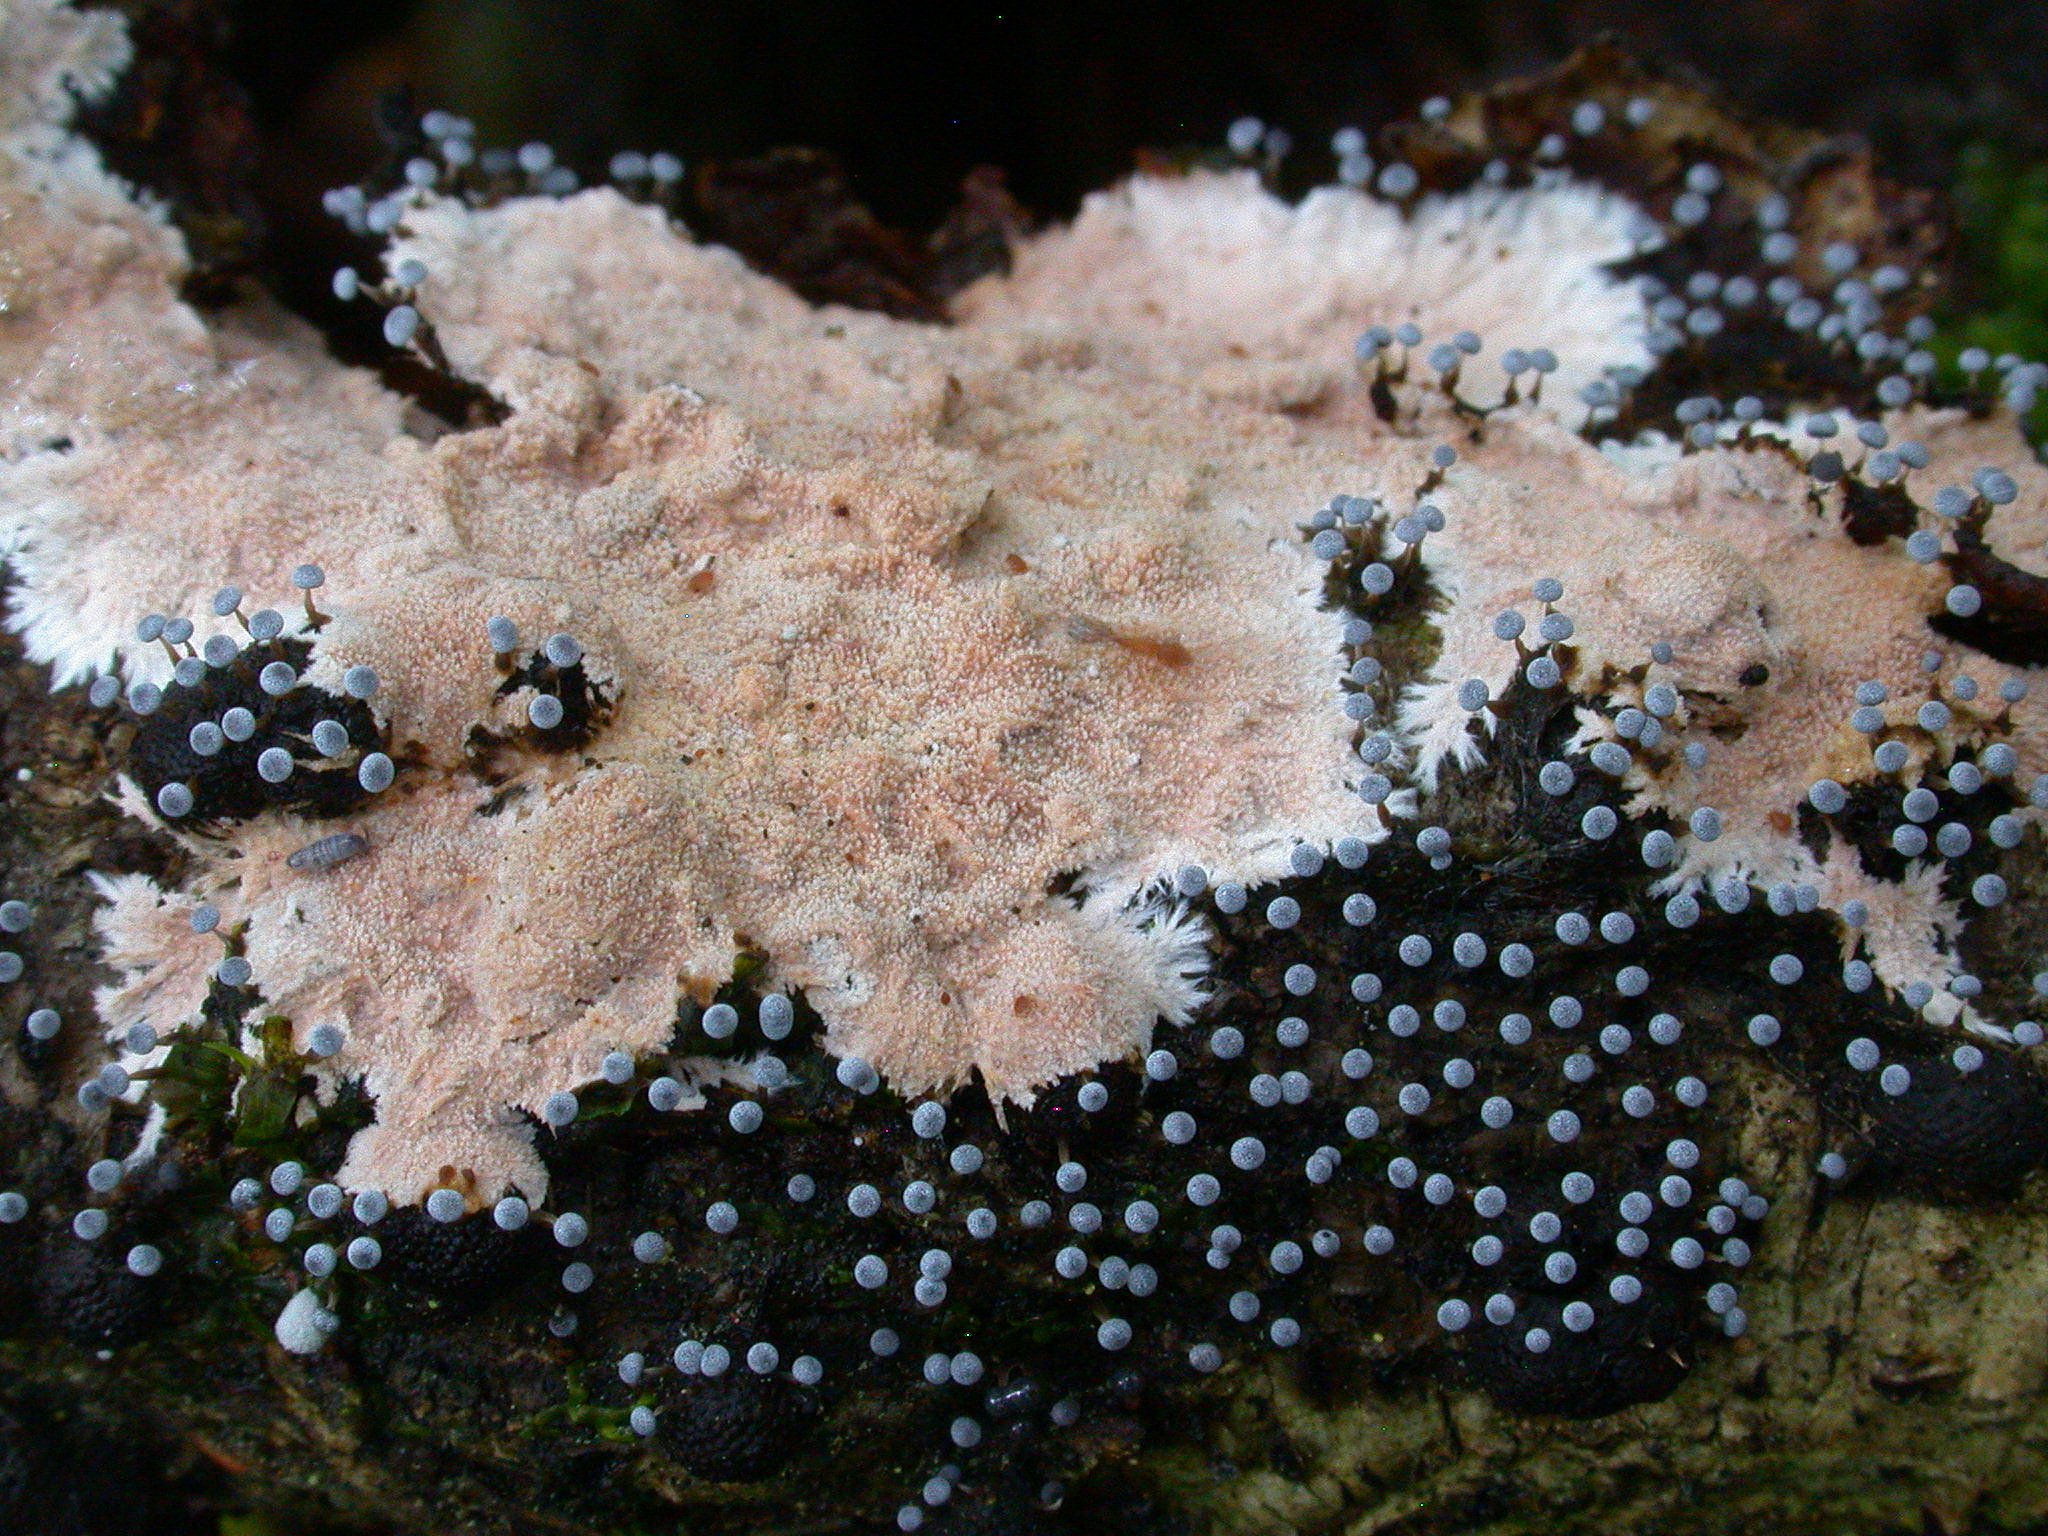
4;5;2048;1531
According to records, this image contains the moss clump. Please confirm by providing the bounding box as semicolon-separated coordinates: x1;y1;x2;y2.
1933;147;2048;440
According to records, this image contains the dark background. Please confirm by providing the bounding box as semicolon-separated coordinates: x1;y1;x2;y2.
126;0;2040;380
225;0;2048;228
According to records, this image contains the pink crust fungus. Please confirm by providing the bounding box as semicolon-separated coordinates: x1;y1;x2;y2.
5;0;2046;1206
1403;404;2048;1025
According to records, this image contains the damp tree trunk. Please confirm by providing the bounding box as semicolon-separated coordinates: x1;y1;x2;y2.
7;615;2048;1536
6;20;2048;1536
6;495;2048;1536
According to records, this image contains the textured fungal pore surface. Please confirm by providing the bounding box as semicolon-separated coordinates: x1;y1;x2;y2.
3;0;1673;1203
7;4;2048;1532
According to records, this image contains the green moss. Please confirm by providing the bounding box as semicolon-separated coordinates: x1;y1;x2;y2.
1931;146;2048;439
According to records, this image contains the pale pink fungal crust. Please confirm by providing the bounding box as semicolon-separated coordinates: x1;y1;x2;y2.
7;67;1665;1197
12;0;2048;1202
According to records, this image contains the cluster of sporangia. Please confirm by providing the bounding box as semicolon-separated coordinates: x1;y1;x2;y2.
6;87;2048;1534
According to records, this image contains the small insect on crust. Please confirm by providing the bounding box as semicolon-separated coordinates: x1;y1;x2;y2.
287;833;370;873
1065;614;1193;667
